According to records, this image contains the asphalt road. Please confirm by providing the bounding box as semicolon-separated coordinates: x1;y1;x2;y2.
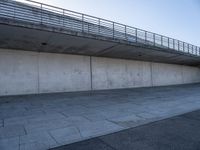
51;109;200;150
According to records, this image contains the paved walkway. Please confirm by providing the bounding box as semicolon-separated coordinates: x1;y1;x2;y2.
0;84;200;150
52;109;200;150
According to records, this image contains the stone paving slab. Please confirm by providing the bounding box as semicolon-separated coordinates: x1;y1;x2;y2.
20;131;57;148
49;127;82;146
76;120;124;138
0;125;26;139
82;112;107;122
0;84;200;150
0;137;19;150
24;118;70;134
20;142;47;150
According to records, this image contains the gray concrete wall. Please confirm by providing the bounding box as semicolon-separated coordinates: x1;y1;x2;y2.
0;50;38;95
0;49;91;96
92;57;152;90
151;63;184;86
182;66;200;84
38;53;91;93
0;48;200;96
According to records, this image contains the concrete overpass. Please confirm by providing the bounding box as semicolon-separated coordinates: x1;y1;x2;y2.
0;0;200;96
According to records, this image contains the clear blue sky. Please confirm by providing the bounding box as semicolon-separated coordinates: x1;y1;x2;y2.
18;0;200;46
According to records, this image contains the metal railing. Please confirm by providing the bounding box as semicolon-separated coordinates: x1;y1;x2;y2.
0;0;200;56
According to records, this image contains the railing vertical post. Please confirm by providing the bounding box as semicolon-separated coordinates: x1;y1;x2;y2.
183;42;185;52
192;45;194;55
113;22;115;39
191;45;193;54
145;31;147;44
199;47;200;56
173;39;175;50
198;47;200;55
98;18;100;34
188;44;189;54
194;46;195;55
62;9;64;27
153;33;155;46
168;38;169;49
40;3;43;24
161;36;163;46
136;28;138;43
125;25;127;40
198;48;200;56
82;14;84;32
178;40;180;51
195;46;197;55
13;1;16;19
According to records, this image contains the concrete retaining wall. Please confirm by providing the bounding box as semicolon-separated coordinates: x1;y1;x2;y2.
0;49;200;96
182;66;200;84
38;53;91;93
0;49;91;96
92;57;152;90
151;63;184;86
0;50;38;95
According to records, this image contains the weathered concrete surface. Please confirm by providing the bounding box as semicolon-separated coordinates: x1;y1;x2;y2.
92;57;152;90
0;84;200;150
0;49;91;96
152;63;183;86
0;49;38;95
0;48;200;96
39;53;91;93
182;66;200;84
92;57;200;90
151;63;200;86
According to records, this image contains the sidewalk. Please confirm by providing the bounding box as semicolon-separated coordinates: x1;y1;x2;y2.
0;83;200;150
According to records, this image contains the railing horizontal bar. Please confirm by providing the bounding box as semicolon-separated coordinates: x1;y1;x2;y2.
0;0;199;56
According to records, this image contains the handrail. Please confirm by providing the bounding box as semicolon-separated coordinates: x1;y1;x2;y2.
0;0;200;56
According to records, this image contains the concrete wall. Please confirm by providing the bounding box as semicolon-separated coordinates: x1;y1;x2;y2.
92;57;152;90
38;53;91;93
152;63;184;86
0;50;38;95
182;66;200;84
0;49;91;96
0;49;200;96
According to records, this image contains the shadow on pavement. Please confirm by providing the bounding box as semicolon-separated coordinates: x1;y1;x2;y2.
51;110;200;150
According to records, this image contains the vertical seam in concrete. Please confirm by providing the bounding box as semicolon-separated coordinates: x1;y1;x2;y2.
90;56;93;91
37;52;40;94
150;62;154;87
